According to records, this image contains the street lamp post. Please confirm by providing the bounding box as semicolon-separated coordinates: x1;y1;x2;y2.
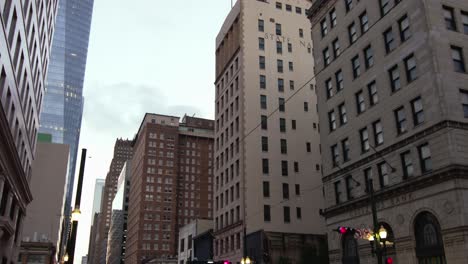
65;148;87;264
368;178;383;264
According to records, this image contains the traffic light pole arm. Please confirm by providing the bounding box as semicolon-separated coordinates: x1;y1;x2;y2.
369;179;383;264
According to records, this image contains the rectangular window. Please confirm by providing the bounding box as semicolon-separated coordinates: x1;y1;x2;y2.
443;6;457;31
360;127;370;153
259;19;264;32
451;46;466;73
330;8;337;28
264;205;271;222
401;150;414;178
360;11;369;33
276;41;282;54
399;15;411;41
294;162;299;172
259;37;265;50
276;2;282;9
345;175;353;200
296;207;302;219
261;115;268;129
411;96;424;125
263;181;270;197
331;144;339;167
323;47;331;66
259;56;266;69
304;102;309;112
299;28;304;38
296;7;302;14
345;0;353;12
342;138;350;162
321;19;328;37
418;143;432;173
261;136;268;152
462;11;468;34
277;59;283;73
291;119;296;129
282;183;289;199
378;162;389;188
328;110;337;132
339;103;347;125
283;206;290;223
262;158;269;174
286;4;292;11
332;38;340;58
404;54;417;82
278;78;284;92
364;45;374;69
368;81;378;105
289;61;294;71
326;78;334;98
334;181;342;204
394;106;407;134
260;75;266;89
260;95;267;109
279;118;286;132
295;184;300;195
288;43;292;53
352;55;361;78
306;142;311;152
276;23;282;35
281;160;288;176
384;27;395;53
348;22;357;44
290;80;294;90
356;90;366;114
279;98;285;112
373;120;384;146
336;70;344;92
389;65;401;92
380;0;390;17
280;139;287;154
364;168;372;193
461;90;468;118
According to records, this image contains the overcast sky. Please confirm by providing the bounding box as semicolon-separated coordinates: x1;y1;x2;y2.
74;1;232;261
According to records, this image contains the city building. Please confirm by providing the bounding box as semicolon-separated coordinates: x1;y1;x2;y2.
38;0;94;254
91;139;133;264
125;114;214;264
21;136;70;262
214;1;327;263
107;162;132;264
178;219;213;264
192;229;214;263
87;212;101;264
0;0;58;263
18;242;56;264
82;255;88;264
307;0;468;263
92;179;105;216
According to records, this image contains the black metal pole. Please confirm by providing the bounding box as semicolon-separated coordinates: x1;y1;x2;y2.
243;226;247;259
75;148;87;209
369;179;383;264
68;220;79;264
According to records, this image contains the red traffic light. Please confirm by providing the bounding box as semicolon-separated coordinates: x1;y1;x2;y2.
386;257;393;264
339;227;347;234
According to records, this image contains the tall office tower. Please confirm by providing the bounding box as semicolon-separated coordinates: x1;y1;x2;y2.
38;0;94;249
0;0;58;262
125;114;214;264
308;0;468;263
214;1;327;263
106;162;131;264
87;179;105;264
92;139;133;264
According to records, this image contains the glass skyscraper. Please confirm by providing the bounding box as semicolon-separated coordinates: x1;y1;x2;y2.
39;0;94;254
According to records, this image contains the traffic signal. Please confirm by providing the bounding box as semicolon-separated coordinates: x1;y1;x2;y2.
386;257;393;264
334;226;356;235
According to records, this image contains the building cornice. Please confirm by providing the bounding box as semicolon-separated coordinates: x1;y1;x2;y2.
323;120;468;183
323;164;468;218
307;0;337;26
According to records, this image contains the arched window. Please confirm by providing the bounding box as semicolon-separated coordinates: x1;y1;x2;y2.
342;232;359;264
414;212;446;264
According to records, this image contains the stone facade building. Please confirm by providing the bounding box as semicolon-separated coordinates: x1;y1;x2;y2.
214;1;328;263
1;0;57;263
308;0;468;263
125;114;214;264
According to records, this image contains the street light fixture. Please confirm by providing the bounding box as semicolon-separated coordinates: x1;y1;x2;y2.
71;208;81;222
379;226;387;240
241;257;251;264
63;253;69;262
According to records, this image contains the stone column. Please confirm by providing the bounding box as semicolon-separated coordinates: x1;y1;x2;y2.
0;177;4;209
5;193;13;218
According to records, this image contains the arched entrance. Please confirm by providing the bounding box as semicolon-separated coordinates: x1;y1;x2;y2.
414;212;446;264
342;232;359;264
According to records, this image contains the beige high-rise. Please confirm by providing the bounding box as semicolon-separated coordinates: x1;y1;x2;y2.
308;0;468;263
214;1;327;263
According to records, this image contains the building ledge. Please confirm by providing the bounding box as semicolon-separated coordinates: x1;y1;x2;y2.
0;216;15;239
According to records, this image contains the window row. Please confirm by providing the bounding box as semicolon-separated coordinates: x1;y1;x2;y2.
215;205;241;231
258;19;304;38
214;232;241;256
259;76;296;91
274;1;304;15
263;205;301;223
442;5;468;35
215;160;240;189
334;142;431;204
261;158;319;176
259;56;294;73
262;182;301;199
215;183;240;210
